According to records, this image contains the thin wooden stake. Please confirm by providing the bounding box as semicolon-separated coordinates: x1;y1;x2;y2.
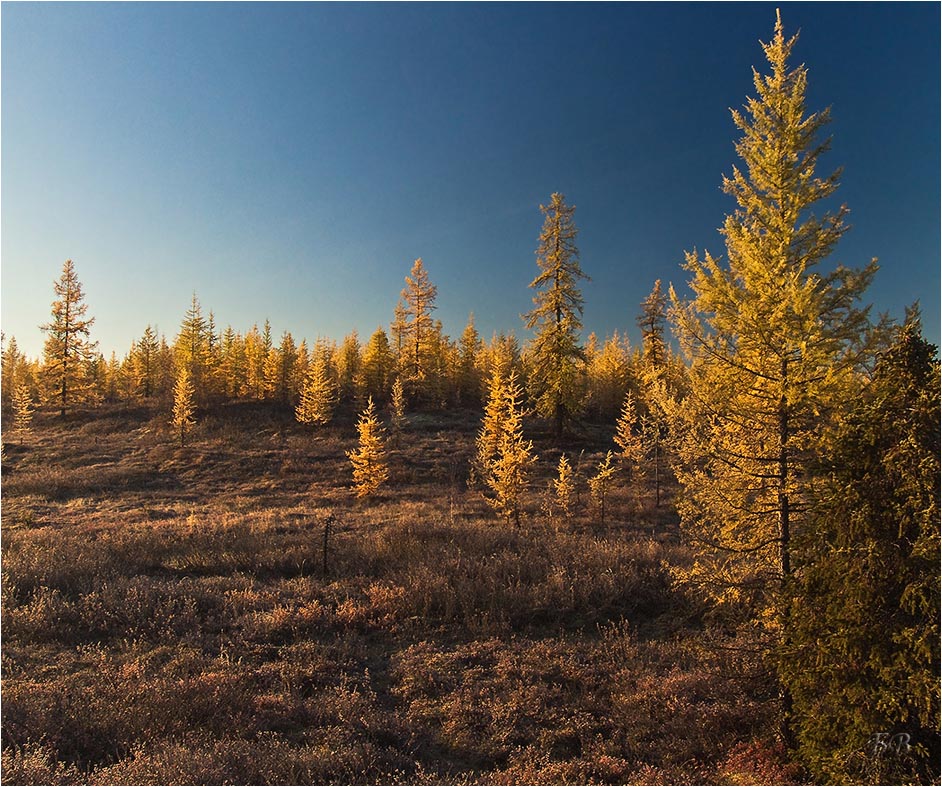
322;514;334;576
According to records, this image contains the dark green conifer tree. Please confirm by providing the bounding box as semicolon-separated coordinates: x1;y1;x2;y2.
781;316;940;784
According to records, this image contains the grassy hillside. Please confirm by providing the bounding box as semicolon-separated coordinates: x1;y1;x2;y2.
1;403;801;784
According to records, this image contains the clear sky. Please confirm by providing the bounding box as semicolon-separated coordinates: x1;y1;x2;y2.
2;2;939;359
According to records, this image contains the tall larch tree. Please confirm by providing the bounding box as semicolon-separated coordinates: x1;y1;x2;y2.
131;325;161;399
456;313;483;407
117;352;137;402
668;11;881;623
637;279;669;375
101;351;123;403
400;258;439;398
84;352;107;406
262;334;280;401
425;319;453;408
205;311;222;398
636;284;674;509
524;193;589;437
41;259;97;417
475;368;508;484
174;294;210;403
155;335;175;403
390;299;409;374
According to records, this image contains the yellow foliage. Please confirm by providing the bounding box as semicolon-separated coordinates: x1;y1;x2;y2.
295;344;336;427
171;367;196;446
12;379;34;434
668;12;880;614
588;451;616;524
614;392;644;477
479;371;536;526
524;193;589;436
347;397;389;498
553;454;576;524
390;376;406;435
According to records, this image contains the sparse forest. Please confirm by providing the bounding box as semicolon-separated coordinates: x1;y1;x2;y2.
1;13;938;787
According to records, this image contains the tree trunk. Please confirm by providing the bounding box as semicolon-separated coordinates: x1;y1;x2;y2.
778;354;790;581
654;438;661;508
778;353;795;748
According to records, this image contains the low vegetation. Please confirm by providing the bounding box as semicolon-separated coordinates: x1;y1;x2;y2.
2;403;798;785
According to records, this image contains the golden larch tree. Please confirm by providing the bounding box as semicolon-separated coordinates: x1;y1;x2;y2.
337;330;362;404
360;327;395;404
614;391;644;480
12;379;34;435
586;332;630;421
2;337;30;414
171;366;196;446
480;371;536;526
41;259;97;417
588;451;617;525
553;453;577;526
390;299;409;374
264;331;297;405
389;375;407;442
242;323;269;400
347;396;390;497
474;368;507;483
524;193;590;437
637;279;669;373
218;327;245;400
174;294;211;404
295;343;337;427
456;313;483;407
400;258;439;395
484;332;523;382
131;325;161;399
2;337;20;411
668;11;882;618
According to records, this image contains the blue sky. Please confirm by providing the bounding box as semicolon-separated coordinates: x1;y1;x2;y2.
2;2;939;359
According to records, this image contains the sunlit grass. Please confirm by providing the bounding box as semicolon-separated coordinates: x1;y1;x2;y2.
1;402;798;785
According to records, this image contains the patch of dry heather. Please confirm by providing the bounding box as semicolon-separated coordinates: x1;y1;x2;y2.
1;403;798;785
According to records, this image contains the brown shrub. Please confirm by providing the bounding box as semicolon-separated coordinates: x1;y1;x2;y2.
1;742;82;785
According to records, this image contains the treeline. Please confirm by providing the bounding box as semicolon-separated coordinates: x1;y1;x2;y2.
1;258;683;433
1;11;938;785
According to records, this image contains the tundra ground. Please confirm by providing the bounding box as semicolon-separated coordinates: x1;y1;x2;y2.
1;403;799;784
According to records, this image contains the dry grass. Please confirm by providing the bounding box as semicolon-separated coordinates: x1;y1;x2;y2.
1;402;800;784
